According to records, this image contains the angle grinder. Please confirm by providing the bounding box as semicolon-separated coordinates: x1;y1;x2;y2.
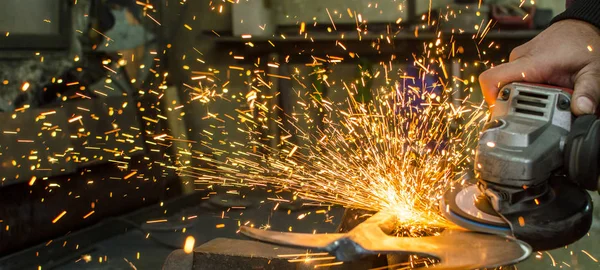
442;82;600;251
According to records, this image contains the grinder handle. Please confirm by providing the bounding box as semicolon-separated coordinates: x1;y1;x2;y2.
565;115;600;192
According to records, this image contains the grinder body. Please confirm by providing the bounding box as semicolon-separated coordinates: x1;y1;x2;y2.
476;83;572;212
477;84;570;187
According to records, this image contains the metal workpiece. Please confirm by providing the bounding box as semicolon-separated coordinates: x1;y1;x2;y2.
240;211;532;270
163;237;380;270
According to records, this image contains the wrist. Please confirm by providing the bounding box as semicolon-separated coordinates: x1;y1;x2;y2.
552;0;600;31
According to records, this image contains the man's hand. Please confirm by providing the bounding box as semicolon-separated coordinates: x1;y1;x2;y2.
479;19;600;115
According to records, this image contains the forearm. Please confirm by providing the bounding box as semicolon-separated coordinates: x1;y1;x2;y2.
553;0;600;30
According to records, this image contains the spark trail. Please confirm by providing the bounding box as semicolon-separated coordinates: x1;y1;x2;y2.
178;72;486;235
175;1;492;237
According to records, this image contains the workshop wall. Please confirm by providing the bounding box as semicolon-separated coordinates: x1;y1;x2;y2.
0;0;61;35
416;0;565;16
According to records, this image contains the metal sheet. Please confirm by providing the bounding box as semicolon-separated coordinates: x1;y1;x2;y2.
241;211;532;269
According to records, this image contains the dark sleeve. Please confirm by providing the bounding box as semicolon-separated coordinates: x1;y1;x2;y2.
552;0;600;29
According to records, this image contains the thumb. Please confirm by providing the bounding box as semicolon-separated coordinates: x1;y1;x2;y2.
479;57;541;106
572;65;600;115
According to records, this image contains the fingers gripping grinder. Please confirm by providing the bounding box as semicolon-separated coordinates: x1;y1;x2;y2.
442;83;600;250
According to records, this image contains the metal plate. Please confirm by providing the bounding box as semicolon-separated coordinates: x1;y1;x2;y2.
241;211;532;269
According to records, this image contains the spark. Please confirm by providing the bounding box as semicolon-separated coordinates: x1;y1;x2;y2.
287;256;336;263
82;255;92;262
582;250;598;262
68;116;82;123
266;74;290;80
91;28;112;41
325;8;337;31
146;219;167;224
146;14;161;25
52;211;67;223
28;176;37;186
124;171;137;180
288;145;298;157
314;262;343;268
518;216;525;227
83;211;95;219
183;236;195;254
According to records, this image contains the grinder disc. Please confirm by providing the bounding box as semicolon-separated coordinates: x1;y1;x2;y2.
441;175;594;251
440;185;511;235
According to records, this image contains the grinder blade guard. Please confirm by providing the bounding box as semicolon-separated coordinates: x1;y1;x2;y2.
442;83;599;251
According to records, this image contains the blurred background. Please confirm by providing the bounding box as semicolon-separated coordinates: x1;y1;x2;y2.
0;0;597;269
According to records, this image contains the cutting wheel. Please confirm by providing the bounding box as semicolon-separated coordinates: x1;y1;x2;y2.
441;175;594;251
440;184;511;235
